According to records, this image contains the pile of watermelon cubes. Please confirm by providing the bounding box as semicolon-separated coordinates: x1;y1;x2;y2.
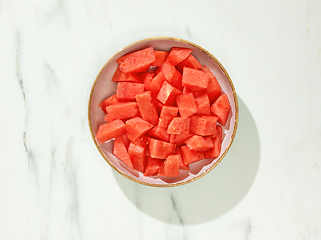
96;46;231;178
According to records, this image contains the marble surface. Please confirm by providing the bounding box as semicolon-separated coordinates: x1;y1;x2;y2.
0;0;320;239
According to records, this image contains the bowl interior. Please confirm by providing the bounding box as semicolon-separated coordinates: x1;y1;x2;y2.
88;37;238;187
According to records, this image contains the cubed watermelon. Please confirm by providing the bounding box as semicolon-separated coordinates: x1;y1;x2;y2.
158;154;180;177
190;115;218;136
158;106;179;128
144;157;164;176
194;92;211;115
125;117;154;142
147;126;170;142
166;47;193;66
128;136;148;172
170;133;193;146
117;47;156;73
111;66;142;83
182;67;209;91
201;65;222;103
167;117;190;134
140;71;155;91
210;94;231;126
150;71;166;99
184;135;214;152
176;54;202;73
160;61;183;90
96;119;126;143
157;81;182;106
116;82;144;100
204;126;222;159
98;94;120;114
180;145;205;165
113;136;133;169
104;102;139;122
148;138;175;159
135;91;159;125
176;93;197;119
152;50;169;67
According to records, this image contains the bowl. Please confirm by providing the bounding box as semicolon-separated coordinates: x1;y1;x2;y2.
88;37;238;187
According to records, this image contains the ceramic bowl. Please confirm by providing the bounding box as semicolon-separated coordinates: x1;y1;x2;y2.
88;37;238;187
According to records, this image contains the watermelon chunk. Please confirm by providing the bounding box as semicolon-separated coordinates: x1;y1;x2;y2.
170;133;193;147
176;93;197;119
184;135;214;152
116;82;144;100
152;50;169;67
128;136;148;172
182;67;209;91
158;106;179;128
204;126;222;159
111;66;142;83
113;136;133;169
147;126;170;142
202;65;222;103
98;94;120;114
166;47;193;66
176;54;202;73
96;119;126;143
144;157;164;176
178;152;190;170
190;115;218;136
104;102;139;122
194;92;211;115
117;47;156;73
148;138;175;159
140;71;155;91
135;91;159;125
156;81;182;105
180;145;205;165
150;71;166;99
125;117;154;142
167;117;190;134
210;94;231;126
158;154;180;177
160;61;183;90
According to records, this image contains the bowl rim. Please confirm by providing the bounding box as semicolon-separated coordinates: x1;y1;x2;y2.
88;36;239;188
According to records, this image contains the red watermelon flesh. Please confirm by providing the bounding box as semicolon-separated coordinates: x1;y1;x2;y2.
152;50;169;67
167;117;190;135
190;115;218;136
182;67;209;91
160;61;183;91
117;47;156;73
128;136;148;172
204;126;223;159
105;102;139;122
140;71;155;91
166;47;193;66
158;154;180;177
156;80;182;106
147;126;170;142
158;106;179;128
113;136;133;169
135;91;159;125
180;145;205;165
98;94;120;114
210;93;231;126
125;117;154;142
117;82;144;100
148;138;175;159
194;93;211;115
111;66;142;83
176;54;202;73
144;157;164;176
176;93;197;119
96;119;126;143
184;135;214;152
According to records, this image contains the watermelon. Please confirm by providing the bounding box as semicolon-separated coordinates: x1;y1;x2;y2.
160;61;183;90
148;126;170;142
140;71;155;91
184;135;214;152
180;145;205;165
194;92;211;115
98;94;120;114
158;154;180;177
156;80;182;105
117;47;156;73
190;115;218;136
153;50;169;67
144;157;164;176
135;91;159;125
167;117;190;134
96;119;126;143
113;136;133;169
125;117;154;142
104;102;139;122
148;138;175;159
176;54;202;73
182;67;209;91
210;94;231;126
116;82;144;100
204;126;222;159
128;136;148;172
111;67;142;83
158;106;179;128
170;133;193;147
176;93;197;119
166;47;193;66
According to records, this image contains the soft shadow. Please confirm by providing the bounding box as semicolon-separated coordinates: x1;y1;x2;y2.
113;97;260;224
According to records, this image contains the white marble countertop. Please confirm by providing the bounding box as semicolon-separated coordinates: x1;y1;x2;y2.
1;0;321;239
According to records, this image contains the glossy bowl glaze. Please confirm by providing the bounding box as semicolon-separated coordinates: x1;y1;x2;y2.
88;37;238;187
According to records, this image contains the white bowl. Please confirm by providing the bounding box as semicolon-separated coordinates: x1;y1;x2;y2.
88;37;239;187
